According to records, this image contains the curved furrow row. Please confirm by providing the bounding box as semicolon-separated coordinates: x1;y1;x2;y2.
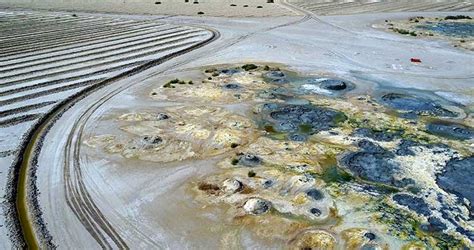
0;22;164;55
0;19;142;48
0;25;176;65
0;19;136;44
0;11;216;248
0;24;168;62
0;102;56;119
0;16;117;39
0;16;95;33
1;29;202;75
0;38;202;86
2;33;206;80
0;79;101;107
0;114;42;128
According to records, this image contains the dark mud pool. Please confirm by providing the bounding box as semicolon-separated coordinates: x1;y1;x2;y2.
379;92;458;118
417;22;474;37
88;64;474;249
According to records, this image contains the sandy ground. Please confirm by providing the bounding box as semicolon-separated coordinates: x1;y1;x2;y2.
32;10;474;249
289;0;474;15
0;0;297;17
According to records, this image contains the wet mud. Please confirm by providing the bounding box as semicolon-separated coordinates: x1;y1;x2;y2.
85;64;473;248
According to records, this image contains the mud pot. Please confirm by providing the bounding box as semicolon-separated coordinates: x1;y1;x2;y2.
86;64;473;249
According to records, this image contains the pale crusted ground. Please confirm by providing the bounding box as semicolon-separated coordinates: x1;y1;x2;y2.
10;8;473;250
289;0;474;15
0;0;296;17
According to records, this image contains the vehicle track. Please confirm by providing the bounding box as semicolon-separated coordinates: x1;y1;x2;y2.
41;10;317;247
12;19;219;247
14;8;313;247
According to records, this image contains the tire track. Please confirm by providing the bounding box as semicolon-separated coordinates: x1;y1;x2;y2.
11;17;219;247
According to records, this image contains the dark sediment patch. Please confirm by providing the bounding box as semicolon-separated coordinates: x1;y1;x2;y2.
289;133;307;141
357;139;386;153
340;151;402;187
392;193;432;216
236;153;262;167
417;21;474;37
143;135;162;145
220;68;240;75
380;93;457;117
223;83;241;90
421;217;447;232
157;113;170;120
262;103;346;141
306;188;324;200
436;157;474;212
339;140;417;188
426;122;474;140
353;128;401;142
319;79;348;91
364;232;376;241
264;70;288;84
395;139;419;156
309;208;321;216
299;78;355;96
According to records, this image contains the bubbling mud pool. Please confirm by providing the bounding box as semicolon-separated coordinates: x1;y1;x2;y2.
85;64;473;248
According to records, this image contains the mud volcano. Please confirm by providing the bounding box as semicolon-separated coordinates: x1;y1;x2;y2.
426;122;474;140
437;157;474;212
262;103;346;141
380;93;457;117
319;79;349;91
264;70;287;83
339;140;414;188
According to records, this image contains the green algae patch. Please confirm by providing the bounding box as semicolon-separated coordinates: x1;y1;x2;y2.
372;200;466;249
320;165;353;184
298;124;313;133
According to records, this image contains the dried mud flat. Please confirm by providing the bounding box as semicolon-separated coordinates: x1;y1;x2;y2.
289;0;474;16
1;1;473;249
84;64;473;249
0;0;295;17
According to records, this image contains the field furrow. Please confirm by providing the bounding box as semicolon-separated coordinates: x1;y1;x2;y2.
289;0;474;15
0;22;165;55
0;25;176;65
0;39;200;85
0;29;201;74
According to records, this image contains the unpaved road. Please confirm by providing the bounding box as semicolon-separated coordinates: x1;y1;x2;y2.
31;8;474;249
